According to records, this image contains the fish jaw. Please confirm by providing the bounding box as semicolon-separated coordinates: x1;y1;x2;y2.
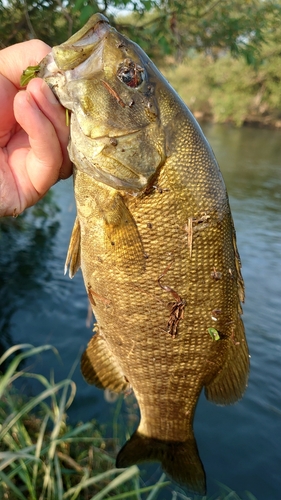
39;13;143;115
52;13;110;71
38;13;166;194
38;14;111;110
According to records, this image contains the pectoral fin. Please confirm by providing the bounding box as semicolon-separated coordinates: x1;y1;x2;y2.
64;216;81;278
81;333;129;393
103;194;145;274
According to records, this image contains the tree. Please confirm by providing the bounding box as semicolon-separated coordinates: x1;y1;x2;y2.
0;0;281;64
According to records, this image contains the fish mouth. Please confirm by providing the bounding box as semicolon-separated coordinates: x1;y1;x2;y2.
40;14;111;82
53;14;110;72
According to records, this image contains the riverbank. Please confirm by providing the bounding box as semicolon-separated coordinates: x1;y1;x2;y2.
160;51;281;129
193;110;281;130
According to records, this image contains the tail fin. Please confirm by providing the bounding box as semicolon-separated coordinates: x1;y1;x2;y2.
116;431;206;495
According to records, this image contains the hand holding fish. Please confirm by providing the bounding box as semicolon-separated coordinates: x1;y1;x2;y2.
0;40;72;217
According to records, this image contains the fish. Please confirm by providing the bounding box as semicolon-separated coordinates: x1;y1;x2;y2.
38;13;249;494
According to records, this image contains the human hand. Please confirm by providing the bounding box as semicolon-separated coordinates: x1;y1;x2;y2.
0;40;72;217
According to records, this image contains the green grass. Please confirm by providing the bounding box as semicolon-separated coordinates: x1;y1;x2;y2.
0;345;257;500
0;344;169;499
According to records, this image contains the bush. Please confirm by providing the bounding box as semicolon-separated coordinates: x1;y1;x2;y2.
161;49;281;127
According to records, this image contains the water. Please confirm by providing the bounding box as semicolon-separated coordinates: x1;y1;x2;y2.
1;123;280;499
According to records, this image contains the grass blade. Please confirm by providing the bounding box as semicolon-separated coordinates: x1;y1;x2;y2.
0;450;38;470
32;414;49;490
146;473;168;500
0;344;33;366
90;466;139;500
62;469;129;499
0;469;27;500
0;379;73;440
54;452;64;500
107;482;171;500
245;493;258;500
0;344;58;398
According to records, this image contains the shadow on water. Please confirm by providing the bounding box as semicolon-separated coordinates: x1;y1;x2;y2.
0;192;60;371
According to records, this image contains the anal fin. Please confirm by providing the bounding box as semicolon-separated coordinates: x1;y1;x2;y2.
81;333;129;393
205;317;249;404
116;430;206;495
64;216;81;278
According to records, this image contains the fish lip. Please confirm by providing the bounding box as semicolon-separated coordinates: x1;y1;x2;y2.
53;14;110;71
40;14;111;81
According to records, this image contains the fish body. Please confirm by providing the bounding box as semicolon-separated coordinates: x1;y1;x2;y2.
40;14;249;493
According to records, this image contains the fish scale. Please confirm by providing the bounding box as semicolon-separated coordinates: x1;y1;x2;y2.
36;13;249;494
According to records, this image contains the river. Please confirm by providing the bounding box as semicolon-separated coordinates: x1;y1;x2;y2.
1;123;280;499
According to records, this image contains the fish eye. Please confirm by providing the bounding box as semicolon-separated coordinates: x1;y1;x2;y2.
117;60;144;88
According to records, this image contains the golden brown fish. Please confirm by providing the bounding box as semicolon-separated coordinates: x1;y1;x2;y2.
38;14;249;493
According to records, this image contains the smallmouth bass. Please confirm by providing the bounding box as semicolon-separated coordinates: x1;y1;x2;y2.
37;14;249;493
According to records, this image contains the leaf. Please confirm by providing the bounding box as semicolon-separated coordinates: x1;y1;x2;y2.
20;65;41;87
208;328;220;341
0;379;75;441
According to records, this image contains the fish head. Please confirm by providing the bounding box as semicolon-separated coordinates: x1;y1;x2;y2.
40;14;168;193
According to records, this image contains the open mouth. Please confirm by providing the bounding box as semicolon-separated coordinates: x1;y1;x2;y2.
41;14;111;82
53;14;110;71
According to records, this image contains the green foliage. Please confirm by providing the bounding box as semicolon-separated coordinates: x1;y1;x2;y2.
161;45;281;127
0;0;280;64
208;328;220;341
0;344;169;499
20;65;41;87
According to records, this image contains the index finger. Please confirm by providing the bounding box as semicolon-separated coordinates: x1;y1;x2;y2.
0;74;17;146
0;40;51;89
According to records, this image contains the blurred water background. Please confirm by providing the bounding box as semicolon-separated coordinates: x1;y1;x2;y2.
1;123;280;499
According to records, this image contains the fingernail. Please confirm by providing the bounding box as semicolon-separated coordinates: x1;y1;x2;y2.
40;80;59;105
